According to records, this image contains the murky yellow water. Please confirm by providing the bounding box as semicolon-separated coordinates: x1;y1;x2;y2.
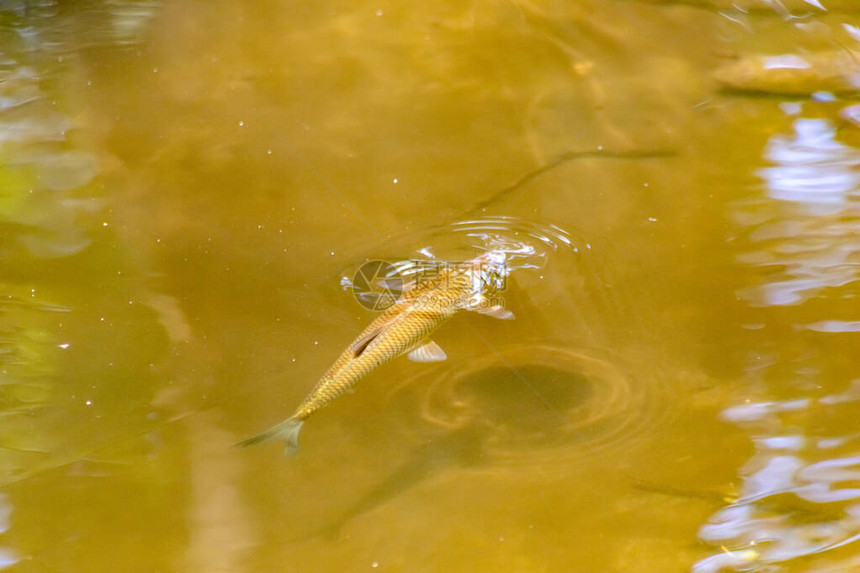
2;1;860;571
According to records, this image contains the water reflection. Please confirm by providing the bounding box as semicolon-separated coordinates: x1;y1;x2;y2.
0;494;16;569
0;1;164;569
736;116;860;306
697;105;860;570
697;384;860;571
0;14;98;259
0;0;161;258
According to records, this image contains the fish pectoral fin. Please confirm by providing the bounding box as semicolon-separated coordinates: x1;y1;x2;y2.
407;340;447;362
475;304;515;320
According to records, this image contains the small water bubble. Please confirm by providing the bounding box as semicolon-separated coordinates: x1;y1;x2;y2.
238;121;244;127
648;217;658;222
393;178;398;184
85;400;92;406
57;344;70;349
376;9;383;16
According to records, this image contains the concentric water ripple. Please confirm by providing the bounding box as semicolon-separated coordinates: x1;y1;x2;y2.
386;344;663;477
341;215;590;296
336;216;662;476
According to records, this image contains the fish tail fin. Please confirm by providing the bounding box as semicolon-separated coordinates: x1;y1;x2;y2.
235;417;304;455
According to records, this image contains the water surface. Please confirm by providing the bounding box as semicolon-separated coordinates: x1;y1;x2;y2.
1;1;860;571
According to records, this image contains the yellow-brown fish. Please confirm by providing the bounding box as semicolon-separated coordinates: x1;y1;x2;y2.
238;250;513;453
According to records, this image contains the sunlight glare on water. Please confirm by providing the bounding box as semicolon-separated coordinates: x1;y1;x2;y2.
696;91;860;572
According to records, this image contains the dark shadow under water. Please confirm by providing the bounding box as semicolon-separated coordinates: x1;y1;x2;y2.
293;423;491;542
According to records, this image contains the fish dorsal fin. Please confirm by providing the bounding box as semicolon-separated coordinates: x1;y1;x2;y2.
476;304;515;320
408;340;447;362
351;327;384;357
350;307;417;358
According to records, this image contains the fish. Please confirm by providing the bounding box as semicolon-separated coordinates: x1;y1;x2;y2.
237;250;514;454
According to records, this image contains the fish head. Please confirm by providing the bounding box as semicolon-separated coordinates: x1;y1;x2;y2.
469;250;508;295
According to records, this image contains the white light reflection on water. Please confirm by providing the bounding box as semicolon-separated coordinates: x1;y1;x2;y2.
696;384;860;572
696;108;860;571
0;494;17;569
736;117;860;306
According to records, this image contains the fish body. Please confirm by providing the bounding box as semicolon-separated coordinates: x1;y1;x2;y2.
238;250;512;453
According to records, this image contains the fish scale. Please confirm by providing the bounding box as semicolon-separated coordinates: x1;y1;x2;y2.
294;281;462;418
238;253;507;454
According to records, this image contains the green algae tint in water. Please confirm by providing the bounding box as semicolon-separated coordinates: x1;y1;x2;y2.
2;1;860;572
